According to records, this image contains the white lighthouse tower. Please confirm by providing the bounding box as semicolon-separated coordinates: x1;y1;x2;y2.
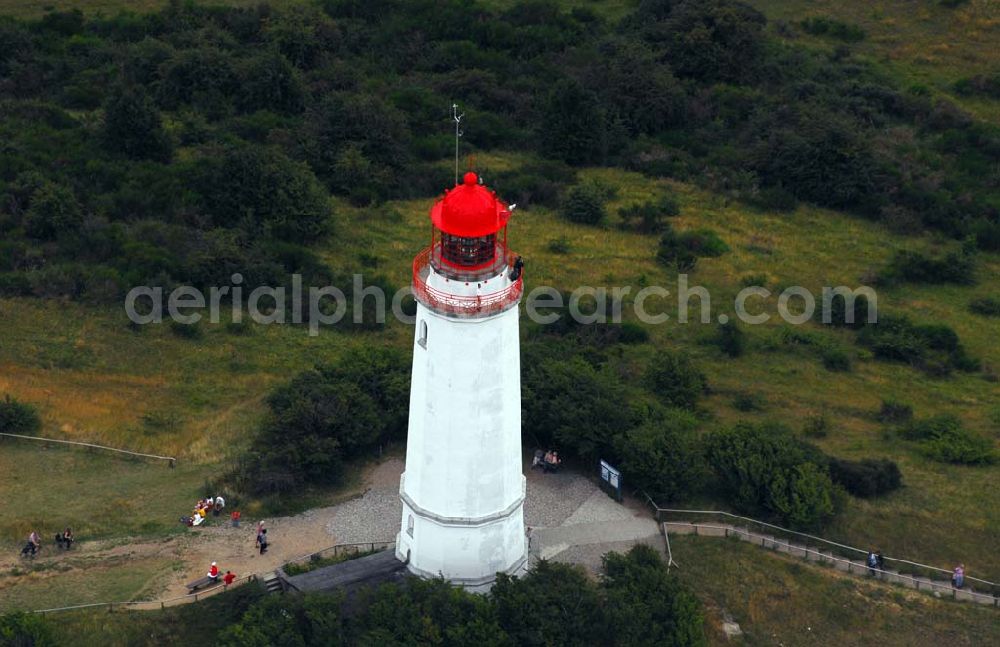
395;171;527;588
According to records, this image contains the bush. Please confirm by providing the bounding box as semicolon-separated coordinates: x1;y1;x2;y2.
645;351;706;410
618;194;680;233
656;226;729;271
969;296;1000;317
602;546;707;647
858;315;975;374
102;87;172;161
799;17;865;42
0;612;55;646
523;354;640;460
705;423;841;529
234;347;410;495
560;182;608;225
877;399;913;424
820;346;851;371
613;411;704;502
882;248;977;285
0;394;41;435
713;320;745;357
828;458;902;498
902;414;997;465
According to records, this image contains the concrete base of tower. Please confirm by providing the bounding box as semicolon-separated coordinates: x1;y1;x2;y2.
395;482;528;591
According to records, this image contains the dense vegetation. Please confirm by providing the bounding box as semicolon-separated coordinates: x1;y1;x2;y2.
215;546;704;647
1;0;998;305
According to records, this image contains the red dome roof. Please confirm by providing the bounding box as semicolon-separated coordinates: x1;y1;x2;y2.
430;172;510;237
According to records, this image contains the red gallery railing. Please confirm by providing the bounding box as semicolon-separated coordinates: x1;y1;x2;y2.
412;246;523;317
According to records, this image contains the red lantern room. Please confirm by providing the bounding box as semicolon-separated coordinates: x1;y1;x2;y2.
412;172;523;317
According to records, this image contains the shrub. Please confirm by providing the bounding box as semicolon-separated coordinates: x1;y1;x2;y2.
0;394;42;435
881;248;977;285
877;399;913;424
102;87;172;161
0;612;55;646
828;458;902;497
858;315;975;374
24;183;83;241
613;411;704;502
799;17;865;42
560;182;608;225
618;194;680;233
656;226;729;271
493;561;608;646
234;347;409;495
523;354;640;460
969;296;1000;317
602;546;706;647
713;320;745;357
902;414;997;465
705;423;841;529
820;346;851;371
645;351;706;410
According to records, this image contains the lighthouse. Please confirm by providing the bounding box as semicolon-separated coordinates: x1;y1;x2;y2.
395;171;527;588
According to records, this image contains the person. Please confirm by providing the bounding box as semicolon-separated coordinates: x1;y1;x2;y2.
21;531;40;557
208;561;220;582
544;450;561;473
866;550;878;577
257;528;268;555
223;570;236;587
213;495;226;516
532;449;544;468
953;564;965;589
875;550;884;572
56;527;74;550
231;510;241;528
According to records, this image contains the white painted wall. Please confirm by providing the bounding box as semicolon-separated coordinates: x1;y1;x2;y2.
396;265;527;586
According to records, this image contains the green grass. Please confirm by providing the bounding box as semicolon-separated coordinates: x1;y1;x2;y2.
0;441;205;545
670;534;1000;646
0;554;175;614
748;0;1000;121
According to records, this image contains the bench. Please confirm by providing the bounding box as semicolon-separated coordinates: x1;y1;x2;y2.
185;576;219;593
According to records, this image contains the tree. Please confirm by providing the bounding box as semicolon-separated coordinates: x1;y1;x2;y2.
645;351;705;410
705;423;842;529
602;545;706;647
196;144;332;243
539;78;607;165
492;560;608;646
102;87;172;161
613;410;704;503
24;183;83;241
560;183;608;225
657;0;767;83
522;355;641;461
239;50;305;114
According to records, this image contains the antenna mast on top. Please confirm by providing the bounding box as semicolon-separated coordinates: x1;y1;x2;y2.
452;103;464;186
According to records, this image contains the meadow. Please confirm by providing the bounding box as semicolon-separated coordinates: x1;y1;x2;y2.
0;0;997;633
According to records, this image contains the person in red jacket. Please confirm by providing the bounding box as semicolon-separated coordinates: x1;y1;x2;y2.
223;570;236;587
208;561;220;582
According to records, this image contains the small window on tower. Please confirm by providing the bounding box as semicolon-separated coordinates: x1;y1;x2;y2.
418;320;428;348
407;514;415;538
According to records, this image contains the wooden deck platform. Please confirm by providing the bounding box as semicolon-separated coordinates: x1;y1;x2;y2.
283;550;408;594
